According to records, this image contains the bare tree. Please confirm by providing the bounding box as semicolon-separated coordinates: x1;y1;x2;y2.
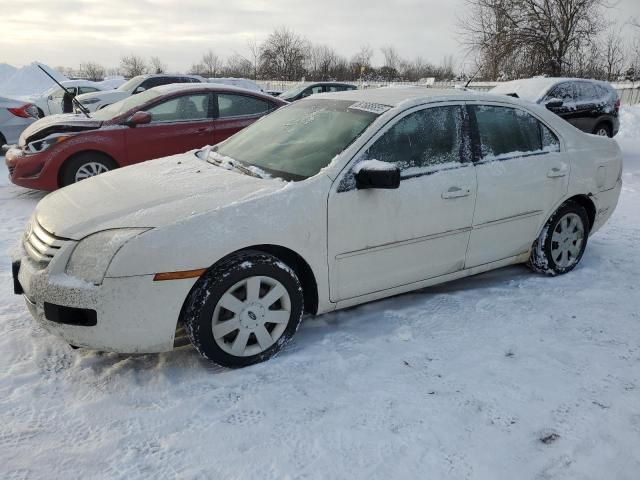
459;0;608;79
149;56;167;74
308;44;339;80
120;54;148;77
247;37;261;79
602;27;625;81
380;45;401;70
259;27;309;80
224;53;253;78
201;50;222;77
79;62;105;81
350;45;374;77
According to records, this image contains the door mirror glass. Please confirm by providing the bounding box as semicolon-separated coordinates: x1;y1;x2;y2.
354;160;400;190
133;86;146;95
545;98;563;109
125;110;152;127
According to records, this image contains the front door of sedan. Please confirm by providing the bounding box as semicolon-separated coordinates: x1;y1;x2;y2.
464;103;568;267
212;93;276;144
327;104;477;301
124;92;215;165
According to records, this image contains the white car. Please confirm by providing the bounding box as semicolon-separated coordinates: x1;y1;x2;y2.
0;96;39;147
13;87;622;367
74;74;205;112
26;80;107;117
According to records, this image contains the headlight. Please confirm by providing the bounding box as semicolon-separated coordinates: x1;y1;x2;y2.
27;135;71;153
66;229;149;285
80;97;100;105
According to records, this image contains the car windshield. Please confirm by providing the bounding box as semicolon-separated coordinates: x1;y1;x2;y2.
117;75;145;93
90;89;164;120
214;99;379;180
279;84;308;100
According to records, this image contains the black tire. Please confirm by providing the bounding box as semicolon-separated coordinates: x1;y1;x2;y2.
37;108;45;119
60;152;117;187
0;132;6;148
183;251;304;368
593;123;612;137
528;201;590;276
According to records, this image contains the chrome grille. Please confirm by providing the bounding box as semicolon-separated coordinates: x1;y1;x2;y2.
23;219;67;265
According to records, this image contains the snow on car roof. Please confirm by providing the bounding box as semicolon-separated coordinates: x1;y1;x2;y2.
151;82;273;96
312;86;524;108
490;77;613;102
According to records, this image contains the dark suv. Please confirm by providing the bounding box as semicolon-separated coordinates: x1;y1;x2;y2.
491;78;620;137
279;82;357;102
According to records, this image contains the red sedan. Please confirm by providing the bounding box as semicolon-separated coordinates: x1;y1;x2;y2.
5;84;286;191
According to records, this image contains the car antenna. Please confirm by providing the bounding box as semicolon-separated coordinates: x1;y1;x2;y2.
464;63;484;89
37;65;92;118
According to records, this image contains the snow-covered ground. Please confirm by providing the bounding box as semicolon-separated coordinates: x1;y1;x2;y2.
1;110;640;479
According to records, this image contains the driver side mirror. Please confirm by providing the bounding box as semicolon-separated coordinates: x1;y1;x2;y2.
355;160;400;190
133;86;146;95
545;98;564;109
124;110;152;127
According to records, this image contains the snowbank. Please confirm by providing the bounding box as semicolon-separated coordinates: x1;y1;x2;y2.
0;63;17;85
618;105;640;139
0;62;67;97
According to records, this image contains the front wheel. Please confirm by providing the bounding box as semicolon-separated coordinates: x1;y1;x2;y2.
528;201;590;275
593;123;612;137
183;251;304;368
60;152;117;187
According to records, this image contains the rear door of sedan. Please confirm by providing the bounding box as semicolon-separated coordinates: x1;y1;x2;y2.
464;102;568;267
211;93;278;144
327;103;477;301
124;92;215;165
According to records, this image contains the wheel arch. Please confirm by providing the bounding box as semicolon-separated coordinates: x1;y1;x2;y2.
566;194;596;232
58;150;120;187
230;244;319;315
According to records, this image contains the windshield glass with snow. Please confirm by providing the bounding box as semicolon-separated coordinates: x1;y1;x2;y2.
117;75;144;93
279;84;307;100
214;99;379;180
90;89;164;120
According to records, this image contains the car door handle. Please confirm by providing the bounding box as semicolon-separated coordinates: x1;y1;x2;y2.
442;186;471;199
547;166;568;178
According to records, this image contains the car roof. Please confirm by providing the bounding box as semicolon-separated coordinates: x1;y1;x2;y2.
148;82;283;101
490;77;614;102
312;86;526;108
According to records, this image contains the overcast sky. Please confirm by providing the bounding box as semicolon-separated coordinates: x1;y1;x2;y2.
1;0;640;72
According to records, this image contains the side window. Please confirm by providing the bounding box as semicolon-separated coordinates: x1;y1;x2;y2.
134;78;154;94
575;82;597;102
327;85;341;92
78;87;99;95
547;83;574;102
217;94;272;118
301;85;324;98
364;105;466;173
146;94;209;122
473;105;557;159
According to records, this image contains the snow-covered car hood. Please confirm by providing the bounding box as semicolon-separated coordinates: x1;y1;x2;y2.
76;89;127;105
18;114;102;146
35;152;285;240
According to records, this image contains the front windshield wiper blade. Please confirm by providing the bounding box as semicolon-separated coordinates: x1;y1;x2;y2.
205;150;263;179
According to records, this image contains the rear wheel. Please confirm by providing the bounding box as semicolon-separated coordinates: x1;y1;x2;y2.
528;201;589;276
593;123;612;137
183;251;304;368
0;133;6;148
60;152;117;187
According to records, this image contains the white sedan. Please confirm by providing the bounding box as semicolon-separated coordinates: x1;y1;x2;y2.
26;80;107;117
13;87;622;367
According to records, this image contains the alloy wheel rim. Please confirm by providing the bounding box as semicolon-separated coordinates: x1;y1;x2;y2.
75;162;109;182
211;276;291;357
551;213;585;268
596;128;609;137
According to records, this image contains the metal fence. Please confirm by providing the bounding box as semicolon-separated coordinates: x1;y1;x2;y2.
258;80;640;105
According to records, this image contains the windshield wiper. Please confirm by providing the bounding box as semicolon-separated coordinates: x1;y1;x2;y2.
205;150;262;179
37;65;92;118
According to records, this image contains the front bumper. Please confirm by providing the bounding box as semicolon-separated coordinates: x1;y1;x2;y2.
14;245;197;353
5;146;58;191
